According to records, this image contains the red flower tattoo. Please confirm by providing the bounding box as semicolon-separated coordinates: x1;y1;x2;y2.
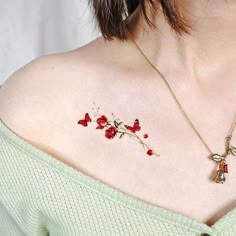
105;126;117;139
77;102;160;157
96;115;108;129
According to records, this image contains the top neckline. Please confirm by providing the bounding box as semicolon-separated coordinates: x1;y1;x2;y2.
0;118;235;235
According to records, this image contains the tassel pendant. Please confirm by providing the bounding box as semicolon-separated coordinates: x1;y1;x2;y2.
211;136;235;183
213;159;228;184
214;170;226;184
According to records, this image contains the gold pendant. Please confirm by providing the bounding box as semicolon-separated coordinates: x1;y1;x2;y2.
212;136;236;183
212;157;227;184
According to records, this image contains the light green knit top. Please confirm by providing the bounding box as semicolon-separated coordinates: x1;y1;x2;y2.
0;119;236;236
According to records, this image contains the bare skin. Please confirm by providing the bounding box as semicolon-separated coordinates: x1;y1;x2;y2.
1;0;236;227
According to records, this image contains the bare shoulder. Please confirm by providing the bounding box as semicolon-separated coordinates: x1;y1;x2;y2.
0;36;132;139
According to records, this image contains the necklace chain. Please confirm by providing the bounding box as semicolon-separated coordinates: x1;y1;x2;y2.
132;40;236;155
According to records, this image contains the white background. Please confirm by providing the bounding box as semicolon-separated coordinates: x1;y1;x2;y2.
0;0;100;85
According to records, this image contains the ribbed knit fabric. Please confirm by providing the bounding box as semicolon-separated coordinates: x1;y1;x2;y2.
0;119;236;236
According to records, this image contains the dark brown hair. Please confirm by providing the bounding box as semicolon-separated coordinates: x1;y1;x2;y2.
89;0;191;41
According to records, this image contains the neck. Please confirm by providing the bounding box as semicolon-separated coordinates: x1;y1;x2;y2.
128;0;236;84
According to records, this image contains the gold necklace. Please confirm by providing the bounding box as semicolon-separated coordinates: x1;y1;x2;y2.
132;39;236;184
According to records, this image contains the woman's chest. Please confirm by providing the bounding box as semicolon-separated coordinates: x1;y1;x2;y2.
28;79;236;227
42;108;236;227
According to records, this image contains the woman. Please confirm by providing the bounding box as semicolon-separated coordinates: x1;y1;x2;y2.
0;0;236;235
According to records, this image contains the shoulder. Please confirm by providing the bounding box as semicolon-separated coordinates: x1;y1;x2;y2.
0;36;131;137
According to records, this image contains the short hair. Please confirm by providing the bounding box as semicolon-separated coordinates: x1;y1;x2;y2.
89;0;191;41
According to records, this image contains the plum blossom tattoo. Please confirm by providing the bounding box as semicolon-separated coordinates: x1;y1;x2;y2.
77;102;160;157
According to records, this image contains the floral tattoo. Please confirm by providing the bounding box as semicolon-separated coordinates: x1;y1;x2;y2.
77;102;160;157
